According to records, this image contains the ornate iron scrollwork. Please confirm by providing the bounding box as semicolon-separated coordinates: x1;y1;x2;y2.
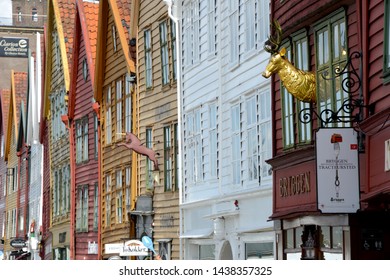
299;52;366;127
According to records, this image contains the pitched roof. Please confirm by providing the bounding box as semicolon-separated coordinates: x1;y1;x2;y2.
56;0;77;69
83;0;99;66
43;0;76;118
12;72;28;141
0;89;11;137
5;71;27;160
68;0;99;117
94;0;135;102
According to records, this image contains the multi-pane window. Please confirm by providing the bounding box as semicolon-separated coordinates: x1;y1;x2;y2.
246;96;259;183
231;104;241;185
18;208;23;233
7;167;17;193
116;79;123;141
295;34;312;143
281;31;312;149
245;242;274;259
125;74;132;133
146;128;154;191
105;86;112;145
186;110;202;184
144;29;153;88
112;25;117;52
53;165;70;217
51;89;67;141
164;126;173;191
76;116;89;164
104;174;111;228
259;90;272;181
160;21;170;85
32;8;38;22
384;0;390;83
314;10;348;127
93;183;98;231
17;9;22;22
207;0;216;56
229;1;239;64
171;19;177;80
125;167;131;217
116;170;123;224
184;0;200;66
245;0;256;51
209;103;218;179
76;185;88;232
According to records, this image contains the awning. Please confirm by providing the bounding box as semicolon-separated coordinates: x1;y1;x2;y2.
268;205;320;220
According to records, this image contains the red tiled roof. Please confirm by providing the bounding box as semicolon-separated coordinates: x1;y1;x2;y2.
57;0;77;70
13;72;28;129
116;0;131;42
0;89;11;135
83;1;99;66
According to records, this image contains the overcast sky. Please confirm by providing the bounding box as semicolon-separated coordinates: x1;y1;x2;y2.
0;0;12;26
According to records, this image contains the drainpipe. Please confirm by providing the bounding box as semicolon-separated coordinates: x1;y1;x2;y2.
64;115;76;260
163;0;183;259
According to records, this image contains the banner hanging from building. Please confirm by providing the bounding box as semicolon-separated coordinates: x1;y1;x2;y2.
316;128;360;213
0;37;29;58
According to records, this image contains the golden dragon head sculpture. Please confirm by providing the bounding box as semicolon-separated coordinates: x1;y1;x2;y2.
262;20;316;103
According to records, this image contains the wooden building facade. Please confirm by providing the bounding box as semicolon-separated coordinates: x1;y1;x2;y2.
42;0;76;260
94;0;137;259
267;0;390;260
0;89;11;259
3;71;28;259
134;0;180;260
68;0;100;260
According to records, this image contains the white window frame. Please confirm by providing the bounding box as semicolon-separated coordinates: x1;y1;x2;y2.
229;1;239;65
246;95;259;184
259;90;272;183
160;21;170;85
125;74;132;133
207;0;216;56
105;86;112;145
231;104;241;186
144;29;153;88
116;79;123;141
209;103;218;179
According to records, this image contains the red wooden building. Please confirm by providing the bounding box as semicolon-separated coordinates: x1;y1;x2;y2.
68;0;100;260
267;0;390;260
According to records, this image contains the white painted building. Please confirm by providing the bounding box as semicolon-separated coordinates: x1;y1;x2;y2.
178;0;274;260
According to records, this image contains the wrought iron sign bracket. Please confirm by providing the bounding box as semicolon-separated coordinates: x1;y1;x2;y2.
299;51;368;128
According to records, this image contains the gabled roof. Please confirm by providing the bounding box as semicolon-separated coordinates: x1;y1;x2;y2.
0;89;11;139
68;0;99;118
94;0;135;102
5;71;27;161
42;0;76;118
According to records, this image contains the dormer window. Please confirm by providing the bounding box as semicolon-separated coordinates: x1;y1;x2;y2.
82;58;88;81
112;25;117;52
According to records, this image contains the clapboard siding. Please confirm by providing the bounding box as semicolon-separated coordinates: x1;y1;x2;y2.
97;0;134;259
137;0;179;260
71;1;99;260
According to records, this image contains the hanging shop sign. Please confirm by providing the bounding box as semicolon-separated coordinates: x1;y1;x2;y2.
120;240;148;257
0;38;29;58
316;128;360;213
10;238;27;248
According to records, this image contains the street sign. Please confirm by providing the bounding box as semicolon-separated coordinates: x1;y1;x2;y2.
10;238;27;248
